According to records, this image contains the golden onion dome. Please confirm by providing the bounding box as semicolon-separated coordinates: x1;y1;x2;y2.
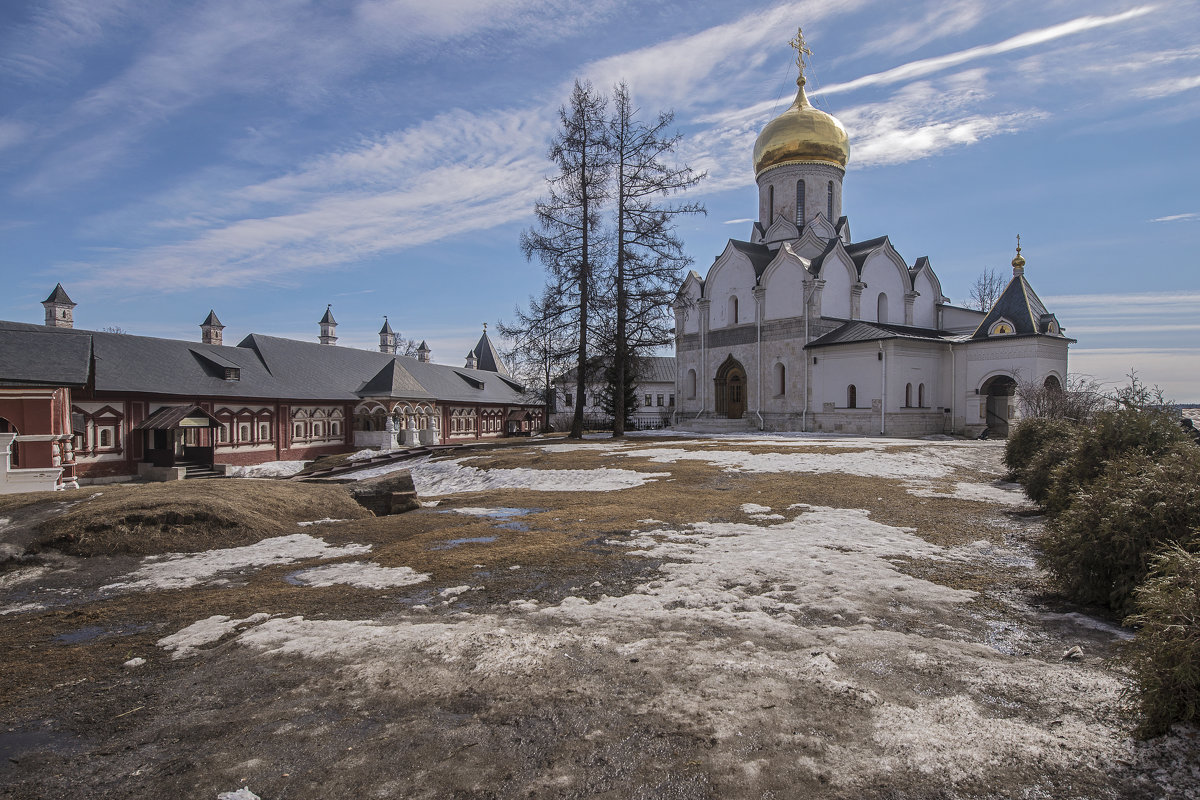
753;77;850;175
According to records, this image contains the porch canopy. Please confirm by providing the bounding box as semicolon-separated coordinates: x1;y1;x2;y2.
506;410;535;423
133;404;221;431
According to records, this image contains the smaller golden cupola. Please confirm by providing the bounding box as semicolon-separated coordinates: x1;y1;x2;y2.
752;28;850;176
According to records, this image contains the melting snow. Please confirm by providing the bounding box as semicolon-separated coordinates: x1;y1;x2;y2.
102;534;372;592
225;460;308;478
907;481;1031;505
289;562;430;589
407;458;669;495
158;613;271;659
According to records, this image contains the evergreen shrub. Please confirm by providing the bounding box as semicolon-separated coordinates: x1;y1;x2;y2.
1039;446;1200;614
1003;417;1076;483
1023;434;1079;507
1041;406;1190;515
1123;545;1200;737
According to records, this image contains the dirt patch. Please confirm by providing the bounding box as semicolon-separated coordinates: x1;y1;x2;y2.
28;480;370;557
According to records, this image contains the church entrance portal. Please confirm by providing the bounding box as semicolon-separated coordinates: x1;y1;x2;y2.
981;375;1018;437
714;356;747;420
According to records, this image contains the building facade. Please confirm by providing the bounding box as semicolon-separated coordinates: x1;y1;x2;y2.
674;33;1070;437
552;357;677;431
0;298;542;488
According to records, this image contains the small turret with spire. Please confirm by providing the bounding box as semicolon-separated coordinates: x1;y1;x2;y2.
42;283;76;328
1011;234;1026;276
379;316;396;353
200;310;224;345
319;305;338;345
417;340;431;363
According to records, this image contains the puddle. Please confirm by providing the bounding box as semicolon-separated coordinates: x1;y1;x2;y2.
430;537;497;551
0;725;81;769
443;507;543;520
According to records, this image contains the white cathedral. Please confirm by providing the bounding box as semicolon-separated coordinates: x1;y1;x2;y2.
673;32;1071;437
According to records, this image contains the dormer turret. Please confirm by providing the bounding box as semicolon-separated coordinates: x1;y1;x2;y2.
417;340;431;363
379;316;396;353
200;310;224;345
465;350;477;369
42;283;76;328
319;305;337;345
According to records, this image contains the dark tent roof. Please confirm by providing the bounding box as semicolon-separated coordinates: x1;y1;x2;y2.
0;328;91;387
728;239;775;278
379;317;393;335
43;283;75;306
470;329;510;376
357;360;429;398
971;274;1067;340
201;310;223;328
319;306;337;325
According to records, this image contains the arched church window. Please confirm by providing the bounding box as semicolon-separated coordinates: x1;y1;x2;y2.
905;383;912;407
687;369;697;399
795;180;805;226
294;423;303;439
331;422;340;436
775;363;786;396
730;295;739;325
239;424;250;442
877;293;888;324
827;180;834;220
259;423;270;440
847;384;857;409
918;383;926;407
99;429;112;448
767;185;774;220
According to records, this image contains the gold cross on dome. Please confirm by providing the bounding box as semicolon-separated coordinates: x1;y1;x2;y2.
789;27;813;75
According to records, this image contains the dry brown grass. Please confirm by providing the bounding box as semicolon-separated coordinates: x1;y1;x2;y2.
31;480;371;557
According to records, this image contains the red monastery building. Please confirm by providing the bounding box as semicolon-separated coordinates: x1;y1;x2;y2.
0;286;542;490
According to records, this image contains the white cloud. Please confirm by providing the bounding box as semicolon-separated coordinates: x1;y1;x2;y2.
723;218;755;225
0;120;30;151
1044;291;1200;309
1151;211;1200;222
1068;348;1200;402
817;6;1157;97
852;0;987;59
1137;74;1200;99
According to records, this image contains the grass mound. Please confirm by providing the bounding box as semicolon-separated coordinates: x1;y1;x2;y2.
34;480;372;557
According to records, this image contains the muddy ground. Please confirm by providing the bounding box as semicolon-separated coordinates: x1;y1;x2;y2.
1;433;1196;799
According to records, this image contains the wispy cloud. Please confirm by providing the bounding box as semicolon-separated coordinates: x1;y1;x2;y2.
851;0;987;59
0;120;30;152
817;6;1156;96
1044;291;1200;308
723;218;755;225
1151;211;1200;223
1137;74;1200;99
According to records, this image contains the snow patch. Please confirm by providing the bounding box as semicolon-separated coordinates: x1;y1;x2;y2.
289;562;430;589
296;518;350;527
158;613;270;659
103;535;372;592
407;458;669;496
907;481;1032;505
225;460;308;478
616;446;974;479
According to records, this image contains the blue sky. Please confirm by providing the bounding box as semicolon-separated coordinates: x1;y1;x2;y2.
2;0;1198;399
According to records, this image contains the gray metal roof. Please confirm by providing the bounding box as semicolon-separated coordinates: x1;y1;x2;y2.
729;239;775;278
806;320;947;350
0;326;91;386
0;319;533;406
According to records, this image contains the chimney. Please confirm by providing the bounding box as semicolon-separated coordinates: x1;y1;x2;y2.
42;283;76;328
417;340;431;363
319;305;338;345
465;349;477;369
379;316;396;353
200;310;224;345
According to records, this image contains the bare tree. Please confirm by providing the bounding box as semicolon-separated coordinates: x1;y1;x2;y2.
498;287;576;431
1018;373;1106;422
604;82;705;437
100;325;128;335
968;267;1005;311
520;80;611;439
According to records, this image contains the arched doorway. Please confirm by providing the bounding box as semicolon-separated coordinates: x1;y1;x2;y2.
981;374;1018;436
714;356;747;419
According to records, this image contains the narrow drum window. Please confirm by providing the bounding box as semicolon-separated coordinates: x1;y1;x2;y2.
795;180;805;226
767;185;774;220
827;180;834;220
